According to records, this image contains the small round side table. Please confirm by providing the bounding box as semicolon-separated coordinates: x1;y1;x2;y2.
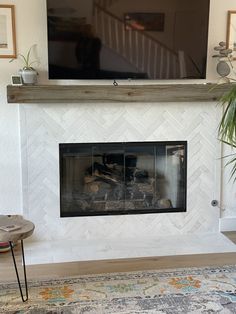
0;215;35;302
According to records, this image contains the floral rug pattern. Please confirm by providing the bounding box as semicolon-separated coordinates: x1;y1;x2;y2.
1;265;236;313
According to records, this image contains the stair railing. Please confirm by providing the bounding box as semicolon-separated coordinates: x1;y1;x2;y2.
93;2;180;79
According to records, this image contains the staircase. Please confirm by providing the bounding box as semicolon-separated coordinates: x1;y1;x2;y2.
93;1;180;79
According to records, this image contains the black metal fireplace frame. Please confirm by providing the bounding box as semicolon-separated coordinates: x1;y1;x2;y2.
59;141;187;217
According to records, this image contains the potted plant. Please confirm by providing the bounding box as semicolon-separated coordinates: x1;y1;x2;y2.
218;86;236;180
10;45;39;85
213;42;236;180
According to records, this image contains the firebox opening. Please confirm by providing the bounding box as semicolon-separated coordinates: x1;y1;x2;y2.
59;141;187;217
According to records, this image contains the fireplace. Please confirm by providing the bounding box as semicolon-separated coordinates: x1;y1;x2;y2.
59;141;187;217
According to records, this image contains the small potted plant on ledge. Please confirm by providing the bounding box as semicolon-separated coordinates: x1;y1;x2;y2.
213;42;236;179
10;45;39;85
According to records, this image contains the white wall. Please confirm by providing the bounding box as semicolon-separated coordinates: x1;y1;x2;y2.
0;0;236;222
0;67;21;214
0;0;47;215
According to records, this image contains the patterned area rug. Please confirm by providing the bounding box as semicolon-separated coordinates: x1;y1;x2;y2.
1;265;236;313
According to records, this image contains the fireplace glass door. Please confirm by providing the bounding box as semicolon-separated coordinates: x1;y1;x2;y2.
60;141;187;217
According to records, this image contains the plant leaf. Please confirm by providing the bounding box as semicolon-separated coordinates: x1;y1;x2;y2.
219;138;236;148
29;60;40;67
219;85;236;147
218;84;236;181
18;53;28;67
26;46;33;68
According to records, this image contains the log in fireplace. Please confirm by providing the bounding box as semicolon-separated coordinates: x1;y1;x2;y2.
59;141;187;217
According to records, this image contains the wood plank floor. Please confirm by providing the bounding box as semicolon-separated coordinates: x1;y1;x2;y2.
1;232;236;283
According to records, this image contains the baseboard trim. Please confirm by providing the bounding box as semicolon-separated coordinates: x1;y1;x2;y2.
220;217;236;231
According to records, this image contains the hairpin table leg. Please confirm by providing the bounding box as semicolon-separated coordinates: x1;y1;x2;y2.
9;240;28;302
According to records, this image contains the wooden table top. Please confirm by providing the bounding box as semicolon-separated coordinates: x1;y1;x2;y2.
0;215;34;242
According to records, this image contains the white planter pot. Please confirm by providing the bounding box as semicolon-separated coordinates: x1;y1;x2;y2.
19;68;38;85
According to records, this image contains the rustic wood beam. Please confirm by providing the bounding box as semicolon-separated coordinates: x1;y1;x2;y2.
7;83;233;104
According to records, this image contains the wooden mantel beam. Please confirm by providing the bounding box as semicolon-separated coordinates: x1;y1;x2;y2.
7;83;233;104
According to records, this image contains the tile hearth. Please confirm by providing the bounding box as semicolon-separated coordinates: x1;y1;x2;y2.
24;233;236;265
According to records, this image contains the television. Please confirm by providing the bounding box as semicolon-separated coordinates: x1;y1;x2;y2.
46;0;210;80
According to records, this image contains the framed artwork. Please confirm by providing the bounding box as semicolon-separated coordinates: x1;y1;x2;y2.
226;10;236;60
0;5;16;58
124;12;165;31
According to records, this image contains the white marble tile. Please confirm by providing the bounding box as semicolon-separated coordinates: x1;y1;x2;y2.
24;232;236;265
19;102;225;264
20;102;222;248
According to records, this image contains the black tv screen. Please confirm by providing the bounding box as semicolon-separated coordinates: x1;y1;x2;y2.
47;0;210;80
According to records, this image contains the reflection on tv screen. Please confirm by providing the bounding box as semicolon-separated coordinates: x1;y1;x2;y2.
47;0;210;80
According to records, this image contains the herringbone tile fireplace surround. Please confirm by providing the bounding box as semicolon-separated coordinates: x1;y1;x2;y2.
20;100;235;264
